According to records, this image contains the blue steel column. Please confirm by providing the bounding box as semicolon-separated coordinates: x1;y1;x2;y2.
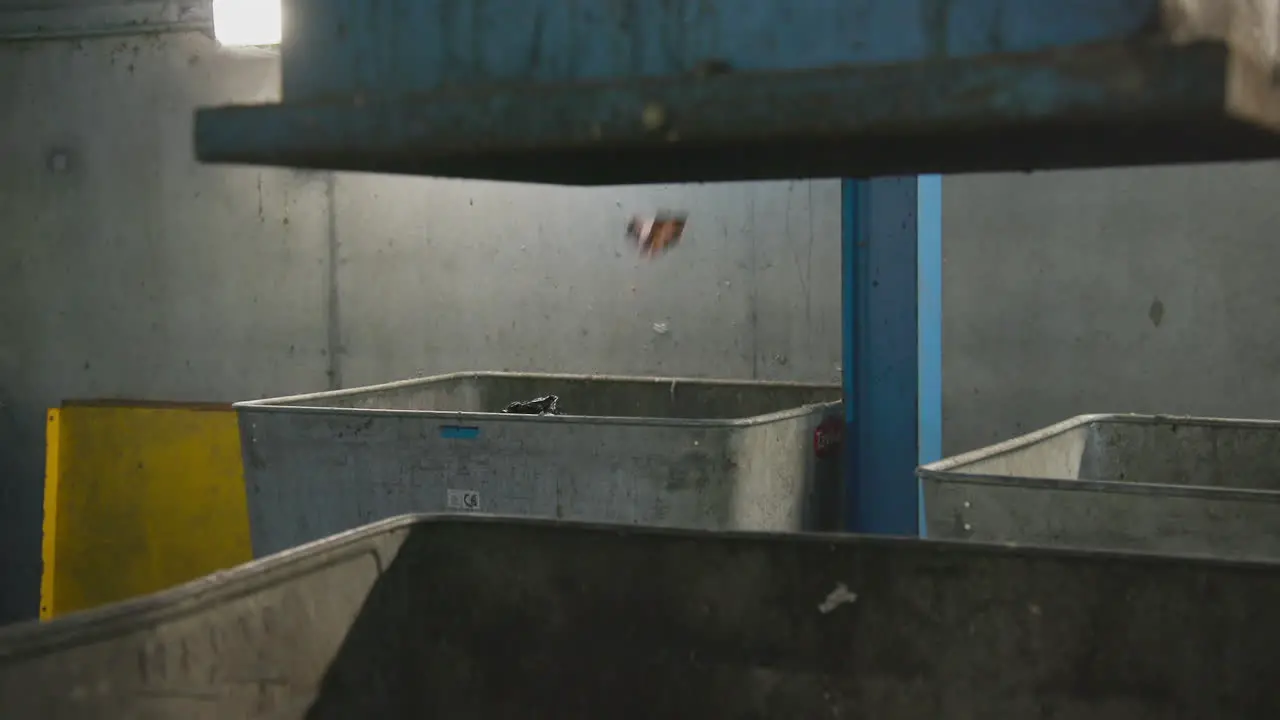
840;176;943;536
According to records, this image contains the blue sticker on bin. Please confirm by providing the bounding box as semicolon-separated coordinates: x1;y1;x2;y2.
440;425;480;440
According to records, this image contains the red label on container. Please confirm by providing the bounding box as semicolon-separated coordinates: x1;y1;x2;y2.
814;417;843;458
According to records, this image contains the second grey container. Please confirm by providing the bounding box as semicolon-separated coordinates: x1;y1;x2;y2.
919;414;1280;561
236;372;842;556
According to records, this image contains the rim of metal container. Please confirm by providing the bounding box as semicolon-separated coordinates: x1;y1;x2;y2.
0;514;1001;653
917;413;1280;503
7;511;1275;657
233;371;842;428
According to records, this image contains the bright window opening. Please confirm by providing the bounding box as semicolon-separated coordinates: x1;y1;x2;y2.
212;0;282;47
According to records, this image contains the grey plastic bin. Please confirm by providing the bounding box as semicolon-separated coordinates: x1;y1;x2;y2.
235;372;842;556
919;413;1280;560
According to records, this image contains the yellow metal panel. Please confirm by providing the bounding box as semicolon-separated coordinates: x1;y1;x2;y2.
41;402;253;618
40;409;61;621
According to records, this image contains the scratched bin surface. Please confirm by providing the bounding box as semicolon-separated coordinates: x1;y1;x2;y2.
2;514;1280;718
921;414;1280;561
235;372;842;556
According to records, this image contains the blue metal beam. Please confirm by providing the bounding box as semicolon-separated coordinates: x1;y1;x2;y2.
281;0;1164;101
195;0;1280;183
841;176;942;536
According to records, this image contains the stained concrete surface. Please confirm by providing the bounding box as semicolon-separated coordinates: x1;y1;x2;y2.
334;175;841;386
944;162;1280;453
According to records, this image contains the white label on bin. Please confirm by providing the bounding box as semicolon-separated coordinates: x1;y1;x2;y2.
447;489;481;511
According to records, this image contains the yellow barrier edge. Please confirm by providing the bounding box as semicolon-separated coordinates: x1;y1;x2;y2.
40;408;60;621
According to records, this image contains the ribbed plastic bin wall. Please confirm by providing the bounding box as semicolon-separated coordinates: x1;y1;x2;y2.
919;414;1280;560
235;372;843;556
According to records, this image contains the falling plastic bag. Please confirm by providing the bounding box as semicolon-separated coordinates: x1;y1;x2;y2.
625;212;688;260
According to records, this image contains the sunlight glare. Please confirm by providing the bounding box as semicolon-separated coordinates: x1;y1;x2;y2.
212;0;282;47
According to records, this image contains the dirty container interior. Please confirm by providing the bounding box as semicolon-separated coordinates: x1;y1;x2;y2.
6;515;1280;719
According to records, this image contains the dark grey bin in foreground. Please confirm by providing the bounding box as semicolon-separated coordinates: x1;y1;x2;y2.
4;515;1280;718
235;372;842;556
920;413;1280;560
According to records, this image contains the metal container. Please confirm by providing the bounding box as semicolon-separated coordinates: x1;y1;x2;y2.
6;514;1280;719
919;413;1280;560
235;372;842;556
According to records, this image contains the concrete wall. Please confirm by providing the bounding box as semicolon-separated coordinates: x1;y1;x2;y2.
944;164;1280;453
5;21;1280;625
333;176;841;387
